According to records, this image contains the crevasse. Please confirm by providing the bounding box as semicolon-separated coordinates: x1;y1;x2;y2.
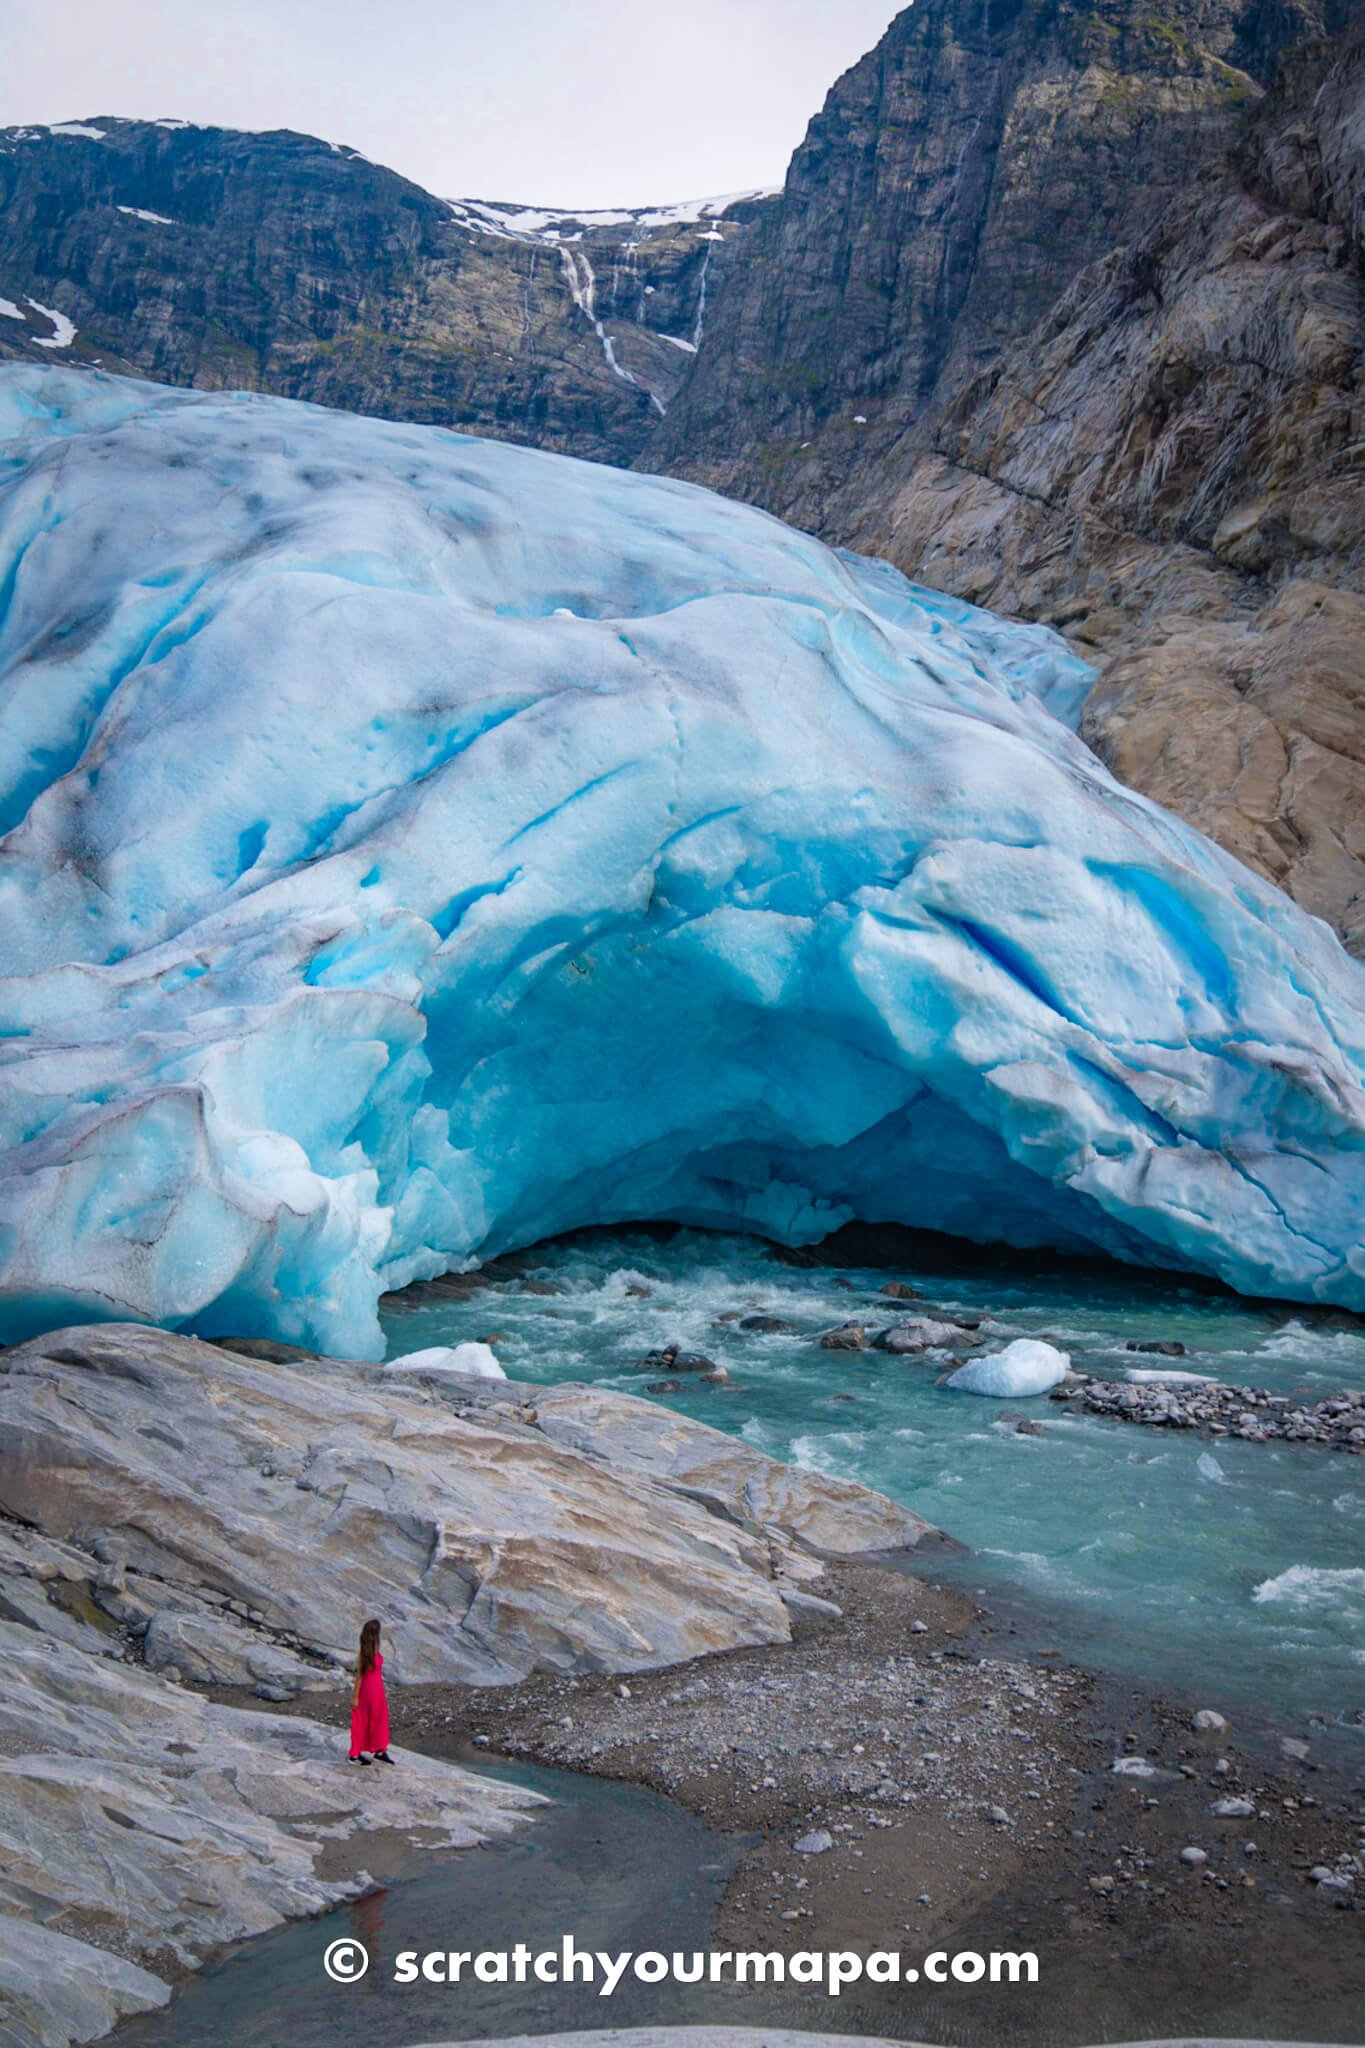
0;365;1362;1358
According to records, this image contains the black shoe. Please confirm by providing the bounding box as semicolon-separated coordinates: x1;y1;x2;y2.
350;1753;372;1765
374;1749;396;1765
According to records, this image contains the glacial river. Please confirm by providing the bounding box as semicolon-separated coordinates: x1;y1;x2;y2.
381;1227;1365;1741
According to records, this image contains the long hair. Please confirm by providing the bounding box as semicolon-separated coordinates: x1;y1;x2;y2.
357;1617;381;1678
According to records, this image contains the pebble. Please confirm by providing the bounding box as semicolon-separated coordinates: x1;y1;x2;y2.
1192;1709;1227;1732
987;1804;1011;1825
1180;1846;1208;1866
1211;1797;1254;1818
795;1829;834;1855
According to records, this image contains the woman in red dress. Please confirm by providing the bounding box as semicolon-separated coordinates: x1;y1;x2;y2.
348;1618;393;1765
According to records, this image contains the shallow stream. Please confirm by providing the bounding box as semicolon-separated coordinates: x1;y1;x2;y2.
111;1760;765;2046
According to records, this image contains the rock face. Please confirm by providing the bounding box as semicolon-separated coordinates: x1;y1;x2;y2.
0;118;769;465
649;0;1340;507
0;1325;931;1691
839;17;1365;951
0;1616;540;2048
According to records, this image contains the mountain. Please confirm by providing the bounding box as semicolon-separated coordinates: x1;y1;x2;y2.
647;0;1344;506
825;13;1365;952
0;116;772;466
1;1;1360;949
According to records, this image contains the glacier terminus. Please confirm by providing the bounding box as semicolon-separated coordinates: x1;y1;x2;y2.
1;364;1363;1358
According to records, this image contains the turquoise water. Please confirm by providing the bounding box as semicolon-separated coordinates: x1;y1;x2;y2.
380;1230;1365;1740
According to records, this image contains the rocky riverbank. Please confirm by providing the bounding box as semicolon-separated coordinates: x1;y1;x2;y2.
382;1561;1364;2046
1052;1372;1365;1449
3;1319;1362;2047
0;1321;937;2048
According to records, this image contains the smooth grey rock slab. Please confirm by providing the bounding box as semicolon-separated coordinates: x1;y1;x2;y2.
0;1325;936;1689
0;1621;539;2048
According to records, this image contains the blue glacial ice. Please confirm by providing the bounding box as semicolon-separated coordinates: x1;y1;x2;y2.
1;363;1364;1359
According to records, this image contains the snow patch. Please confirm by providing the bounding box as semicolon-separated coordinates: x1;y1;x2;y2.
26;300;77;350
117;206;176;226
446;187;777;246
48;123;107;142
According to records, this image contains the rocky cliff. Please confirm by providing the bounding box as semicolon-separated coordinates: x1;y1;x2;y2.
0;118;769;465
832;15;1365;950
648;0;1344;507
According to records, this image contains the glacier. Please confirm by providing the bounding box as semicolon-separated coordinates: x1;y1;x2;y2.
0;363;1364;1359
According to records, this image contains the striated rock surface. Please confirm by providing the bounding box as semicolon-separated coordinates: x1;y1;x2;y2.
821;18;1365;950
649;0;1338;507
0;118;769;464
529;1384;935;1555
0;1617;539;2048
0;1324;930;1692
0;1319;936;2045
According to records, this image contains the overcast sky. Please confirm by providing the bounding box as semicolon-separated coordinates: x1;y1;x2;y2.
2;0;906;206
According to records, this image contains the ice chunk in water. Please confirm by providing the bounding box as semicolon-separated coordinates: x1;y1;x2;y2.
947;1340;1071;1398
1126;1368;1218;1384
386;1343;506;1380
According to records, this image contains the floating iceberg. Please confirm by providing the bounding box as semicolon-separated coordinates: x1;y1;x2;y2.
385;1342;506;1380
1;365;1364;1359
947;1340;1071;1398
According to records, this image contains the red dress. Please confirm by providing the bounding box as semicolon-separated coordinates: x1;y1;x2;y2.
349;1652;390;1755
